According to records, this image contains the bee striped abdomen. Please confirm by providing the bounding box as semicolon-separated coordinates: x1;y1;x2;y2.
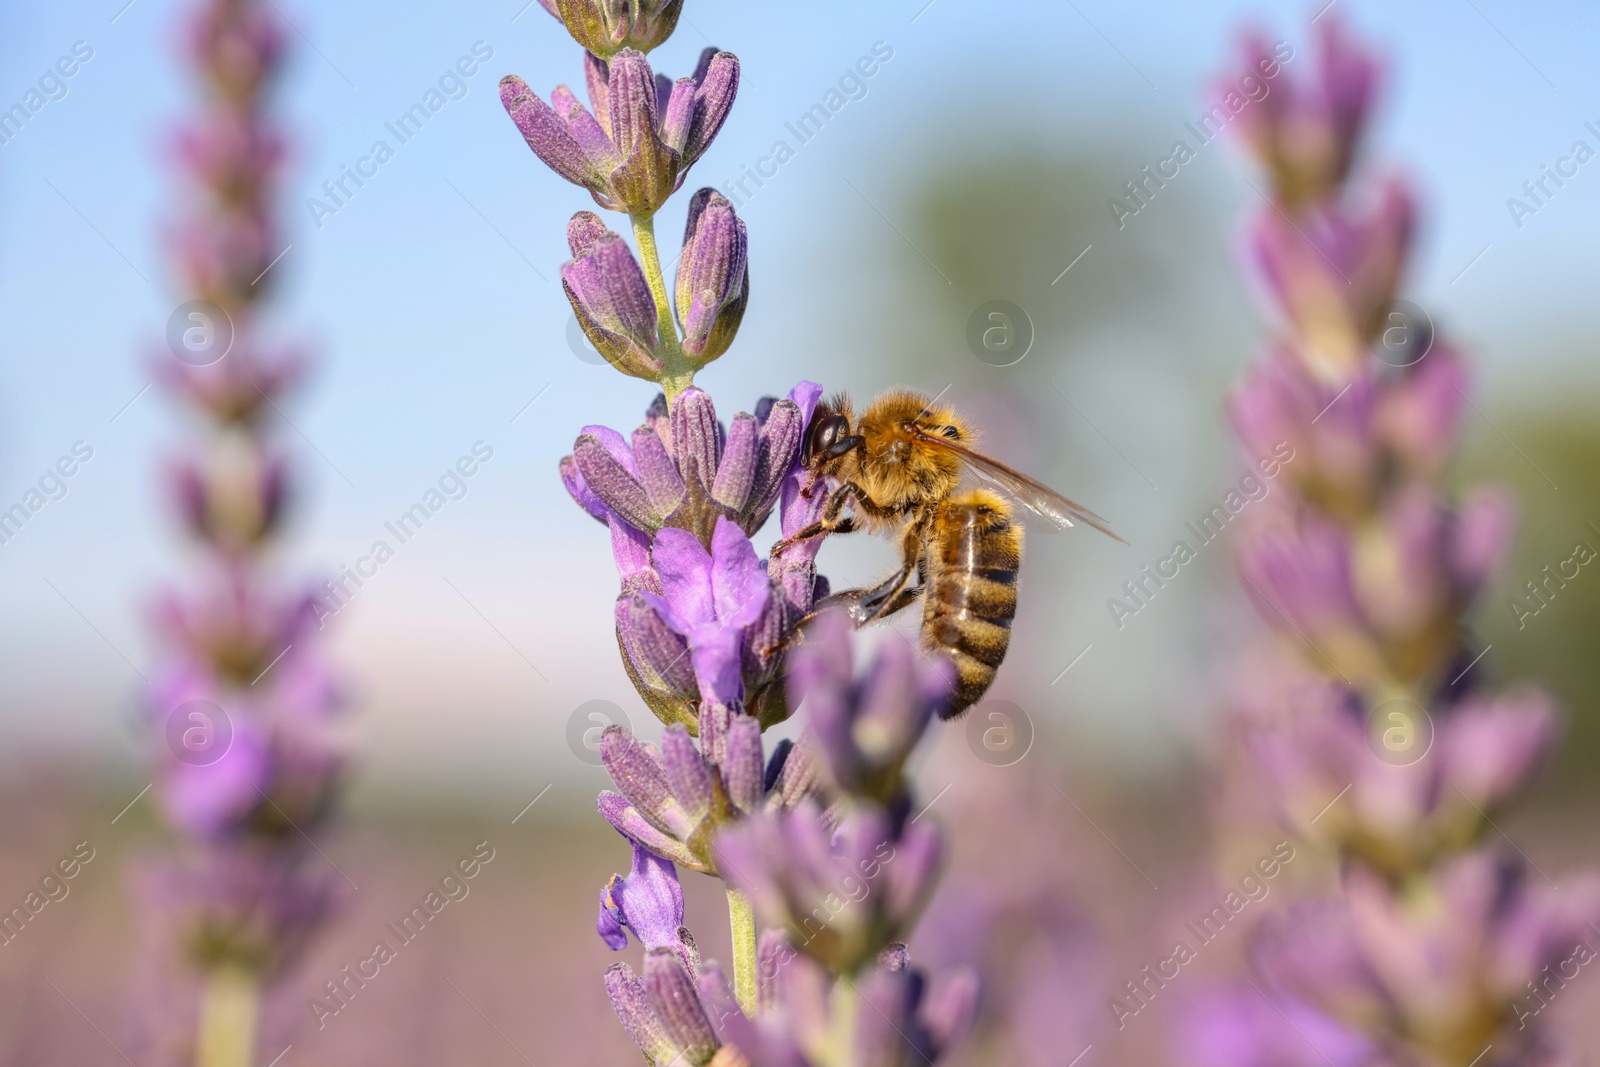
922;489;1022;719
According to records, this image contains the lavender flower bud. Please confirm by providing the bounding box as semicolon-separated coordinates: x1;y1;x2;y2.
604;50;678;215
1227;352;1380;518
605;962;682;1065
1376;345;1469;479
676;189;749;365
697;949;977;1067
538;0;684;59
597;718;791;875
501;49;739;216
1237;515;1379;682
562;212;663;380
1226;19;1379;206
153;341;305;425
617;593;699;730
565;384;819;549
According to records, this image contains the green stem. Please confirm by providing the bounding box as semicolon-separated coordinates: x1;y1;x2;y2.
829;976;860;1067
630;213;695;403
195;962;259;1067
726;886;759;1018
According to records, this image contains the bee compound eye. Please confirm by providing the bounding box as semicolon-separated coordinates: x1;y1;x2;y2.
804;413;849;465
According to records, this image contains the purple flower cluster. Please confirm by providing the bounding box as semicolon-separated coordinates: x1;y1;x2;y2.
1199;17;1600;1067
598;614;977;1067
562;381;827;726
137;0;345;1054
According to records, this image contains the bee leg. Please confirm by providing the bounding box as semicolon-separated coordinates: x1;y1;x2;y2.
771;482;861;555
759;577;921;658
758;589;866;657
849;516;929;625
855;582;923;625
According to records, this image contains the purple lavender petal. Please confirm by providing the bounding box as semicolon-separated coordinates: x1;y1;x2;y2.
160;722;271;838
710;517;769;628
599;841;685;952
649;527;715;627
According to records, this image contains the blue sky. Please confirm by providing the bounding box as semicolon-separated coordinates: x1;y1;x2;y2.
1;0;1596;804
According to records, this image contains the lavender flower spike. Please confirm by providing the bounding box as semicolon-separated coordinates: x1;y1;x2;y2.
1199;15;1600;1067
563;211;662;380
538;0;684;59
500;47;738;216
676;188;749;364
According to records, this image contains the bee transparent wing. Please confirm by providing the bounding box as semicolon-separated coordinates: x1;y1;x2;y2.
907;426;1127;543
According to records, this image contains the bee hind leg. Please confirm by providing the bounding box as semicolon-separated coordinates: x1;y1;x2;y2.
757;580;923;659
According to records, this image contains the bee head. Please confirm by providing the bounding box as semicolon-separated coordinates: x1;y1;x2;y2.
802;407;862;467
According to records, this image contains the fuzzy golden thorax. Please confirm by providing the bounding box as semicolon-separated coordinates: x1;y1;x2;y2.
831;389;971;515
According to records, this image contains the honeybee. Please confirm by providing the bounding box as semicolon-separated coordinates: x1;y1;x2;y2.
778;389;1123;719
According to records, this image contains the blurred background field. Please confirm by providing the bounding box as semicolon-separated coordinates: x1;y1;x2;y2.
2;0;1598;1062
